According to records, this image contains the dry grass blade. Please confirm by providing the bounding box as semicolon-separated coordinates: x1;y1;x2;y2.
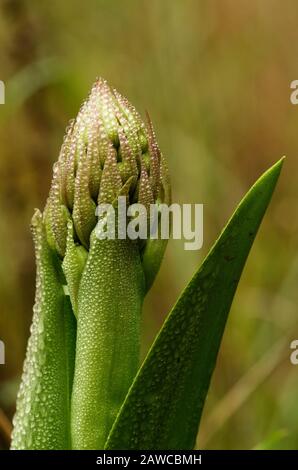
197;337;288;449
0;407;12;447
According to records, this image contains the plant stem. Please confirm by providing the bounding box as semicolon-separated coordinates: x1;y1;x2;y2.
71;233;145;449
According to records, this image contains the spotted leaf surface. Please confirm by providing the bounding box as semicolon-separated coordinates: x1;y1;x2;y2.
105;158;284;450
11;210;76;450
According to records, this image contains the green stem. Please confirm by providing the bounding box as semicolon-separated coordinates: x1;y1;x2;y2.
71;232;145;449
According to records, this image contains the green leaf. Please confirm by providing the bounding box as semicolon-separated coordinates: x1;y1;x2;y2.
105;158;284;450
11;210;76;450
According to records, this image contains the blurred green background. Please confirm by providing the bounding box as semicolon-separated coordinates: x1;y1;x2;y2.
0;0;298;450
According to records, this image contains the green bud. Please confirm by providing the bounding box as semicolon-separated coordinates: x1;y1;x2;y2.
44;78;170;258
13;79;171;450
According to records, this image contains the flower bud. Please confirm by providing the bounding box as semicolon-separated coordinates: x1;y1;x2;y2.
44;78;170;258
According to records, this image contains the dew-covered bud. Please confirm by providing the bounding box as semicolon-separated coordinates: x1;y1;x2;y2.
44;78;171;259
14;79;171;450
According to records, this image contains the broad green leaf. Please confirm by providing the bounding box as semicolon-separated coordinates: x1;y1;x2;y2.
105;158;284;450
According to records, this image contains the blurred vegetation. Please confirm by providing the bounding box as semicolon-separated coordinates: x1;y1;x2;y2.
0;0;298;450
